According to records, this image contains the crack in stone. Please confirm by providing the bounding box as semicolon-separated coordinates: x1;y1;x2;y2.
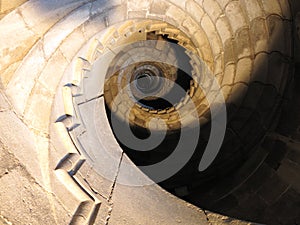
78;94;104;106
58;47;71;64
108;152;124;203
203;210;212;225
104;153;124;225
15;8;37;36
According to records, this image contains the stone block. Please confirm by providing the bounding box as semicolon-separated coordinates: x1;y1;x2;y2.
222;63;235;86
267;53;288;93
182;16;200;36
226;82;248;106
216;16;232;44
0;61;21;88
192;30;213;64
0;10;36;73
0;110;43;185
201;15;222;56
43;3;91;60
128;10;147;19
0;0;27;13
278;0;292;19
223;39;236;65
0;90;9;111
240;0;264;22
185;0;204;24
250;18;268;54
59;28;86;63
215;0;230;9
235;58;252;83
251;52;269;83
261;0;282;16
39;50;69;93
166;5;186;27
107;5;127;25
24;82;54;134
203;0;222;22
19;0;90;36
267;15;292;57
235;28;252;59
225;1;247;34
128;0;149;11
84;17;107;43
150;0;170;15
6;41;46;115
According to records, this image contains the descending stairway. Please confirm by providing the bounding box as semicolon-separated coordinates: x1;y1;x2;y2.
0;0;299;225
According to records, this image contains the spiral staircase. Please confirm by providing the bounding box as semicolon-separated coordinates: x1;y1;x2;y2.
0;0;300;224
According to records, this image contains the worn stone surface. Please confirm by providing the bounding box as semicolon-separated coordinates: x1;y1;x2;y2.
0;0;27;13
18;0;91;36
0;10;36;73
0;0;298;224
110;181;209;225
206;211;255;225
0;90;9;111
0;0;27;19
0;165;70;225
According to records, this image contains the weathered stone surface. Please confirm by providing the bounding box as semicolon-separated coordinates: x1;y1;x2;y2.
203;0;222;22
166;5;186;27
240;0;264;22
185;0;205;24
201;14;222;56
225;1;247;34
0;10;36;73
0;111;43;185
235;58;252;83
150;0;170;15
0;90;9;111
206;211;254;225
107;4;127;25
19;0;91;36
110;181;209;225
23;82;54;134
0;0;27;14
224;39;236;65
81;14;106;41
278;0;292;19
38;50;69;93
216;16;233;44
261;0;282;16
234;28;252;59
128;10;147;19
128;0;150;11
42;3;91;60
0;142;18;178
222;64;235;86
0;61;21;88
182;16;200;36
6;41;46;115
0;0;298;224
215;0;230;9
0;167;70;225
250;18;268;54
